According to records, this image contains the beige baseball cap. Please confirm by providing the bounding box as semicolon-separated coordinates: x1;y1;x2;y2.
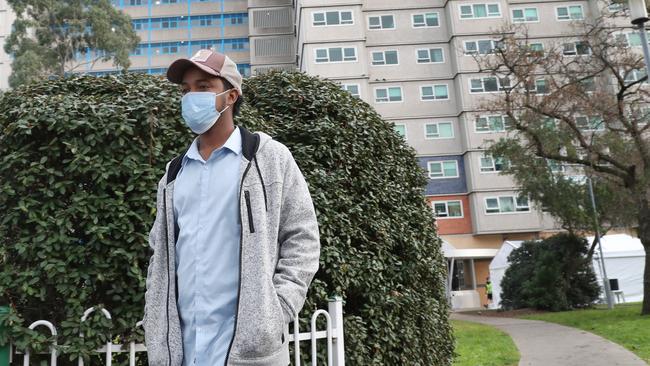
166;49;243;96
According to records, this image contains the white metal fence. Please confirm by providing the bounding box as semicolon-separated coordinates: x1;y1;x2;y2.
10;296;345;366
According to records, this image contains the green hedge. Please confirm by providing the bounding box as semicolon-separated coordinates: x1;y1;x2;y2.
0;71;453;365
501;233;600;311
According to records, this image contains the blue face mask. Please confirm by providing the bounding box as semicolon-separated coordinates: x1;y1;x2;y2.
181;89;232;134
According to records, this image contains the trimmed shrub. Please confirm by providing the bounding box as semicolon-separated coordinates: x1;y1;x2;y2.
0;71;453;365
500;233;600;311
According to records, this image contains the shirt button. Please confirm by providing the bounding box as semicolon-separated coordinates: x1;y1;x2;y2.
197;327;201;332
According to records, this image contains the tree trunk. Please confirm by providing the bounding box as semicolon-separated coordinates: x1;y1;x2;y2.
638;201;650;315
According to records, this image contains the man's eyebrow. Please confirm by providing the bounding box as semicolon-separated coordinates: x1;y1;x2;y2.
181;78;212;85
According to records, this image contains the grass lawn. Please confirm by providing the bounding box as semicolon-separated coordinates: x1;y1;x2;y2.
522;302;650;363
452;319;520;366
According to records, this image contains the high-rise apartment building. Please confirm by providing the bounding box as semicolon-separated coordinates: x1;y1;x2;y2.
76;0;295;77
0;0;15;89
294;0;634;309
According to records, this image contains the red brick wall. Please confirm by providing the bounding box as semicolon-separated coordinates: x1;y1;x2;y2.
427;195;473;235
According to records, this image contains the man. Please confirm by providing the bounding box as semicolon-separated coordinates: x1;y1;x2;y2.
142;49;321;366
485;277;493;309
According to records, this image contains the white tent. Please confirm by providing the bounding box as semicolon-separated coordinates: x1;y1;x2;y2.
587;234;645;303
488;235;645;308
488;240;524;309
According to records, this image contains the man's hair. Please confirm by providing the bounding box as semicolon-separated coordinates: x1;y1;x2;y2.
219;77;244;118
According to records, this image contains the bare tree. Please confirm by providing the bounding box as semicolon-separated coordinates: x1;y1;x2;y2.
473;15;650;315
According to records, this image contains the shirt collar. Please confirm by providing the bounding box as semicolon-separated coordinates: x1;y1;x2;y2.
183;125;242;164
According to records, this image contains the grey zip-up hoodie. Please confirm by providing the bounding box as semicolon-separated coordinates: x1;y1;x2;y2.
143;125;321;366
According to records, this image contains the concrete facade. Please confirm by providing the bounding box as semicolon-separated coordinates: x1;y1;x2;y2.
0;0;15;90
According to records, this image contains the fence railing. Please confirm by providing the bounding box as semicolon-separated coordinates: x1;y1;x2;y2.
9;296;345;366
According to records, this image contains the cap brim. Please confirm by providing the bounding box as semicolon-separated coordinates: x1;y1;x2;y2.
166;59;221;84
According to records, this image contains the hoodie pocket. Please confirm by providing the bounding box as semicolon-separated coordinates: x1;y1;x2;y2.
244;190;255;233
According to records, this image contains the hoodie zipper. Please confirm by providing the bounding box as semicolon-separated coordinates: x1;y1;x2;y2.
224;159;253;365
244;190;255;233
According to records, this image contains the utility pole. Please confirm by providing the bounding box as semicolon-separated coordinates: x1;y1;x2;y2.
587;177;614;310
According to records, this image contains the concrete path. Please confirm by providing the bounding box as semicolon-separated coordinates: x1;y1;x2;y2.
451;313;647;366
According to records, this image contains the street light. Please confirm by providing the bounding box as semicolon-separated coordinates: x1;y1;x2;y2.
627;0;650;78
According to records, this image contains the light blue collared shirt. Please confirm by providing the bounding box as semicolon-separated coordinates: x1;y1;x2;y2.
173;126;242;366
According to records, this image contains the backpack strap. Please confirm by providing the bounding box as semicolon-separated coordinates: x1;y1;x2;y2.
166;153;184;185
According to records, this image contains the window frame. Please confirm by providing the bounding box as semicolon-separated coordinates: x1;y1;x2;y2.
474;115;513;133
562;41;591;56
479;154;508;173
469;76;511;93
416;47;445;63
313;46;358;63
374;86;404;103
394;123;407;139
421;84;450;101
371;49;400;66
555;4;584;21
424;121;455;139
484;195;531;215
341;83;361;98
463;39;503;55
427;160;460;179
412;12;440;28
458;3;502;19
575;115;605;131
311;10;354;27
511;7;540;23
367;14;396;30
432;200;464;219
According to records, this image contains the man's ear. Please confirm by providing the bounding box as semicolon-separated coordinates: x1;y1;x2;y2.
228;90;239;105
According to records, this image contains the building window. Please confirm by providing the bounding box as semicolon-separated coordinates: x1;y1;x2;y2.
575;116;605;131
412;12;439;27
314;47;357;63
562;41;590;56
341;83;360;97
394;123;407;138
623;68;647;83
161;43;178;54
556;5;584;21
428;160;459;179
129;0;143;5
469;76;510;93
525;78;548;95
616;32;643;47
421;85;449;101
459;3;501;19
417;48;444;63
425;122;454;139
161;18;178;28
368;14;395;29
485;195;530;214
512;7;539;22
475;115;513;132
463;39;503;55
432;200;463;218
547;159;565;173
371;50;399;65
480;155;508;172
231;16;244;24
375;87;403;102
313;10;353;26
